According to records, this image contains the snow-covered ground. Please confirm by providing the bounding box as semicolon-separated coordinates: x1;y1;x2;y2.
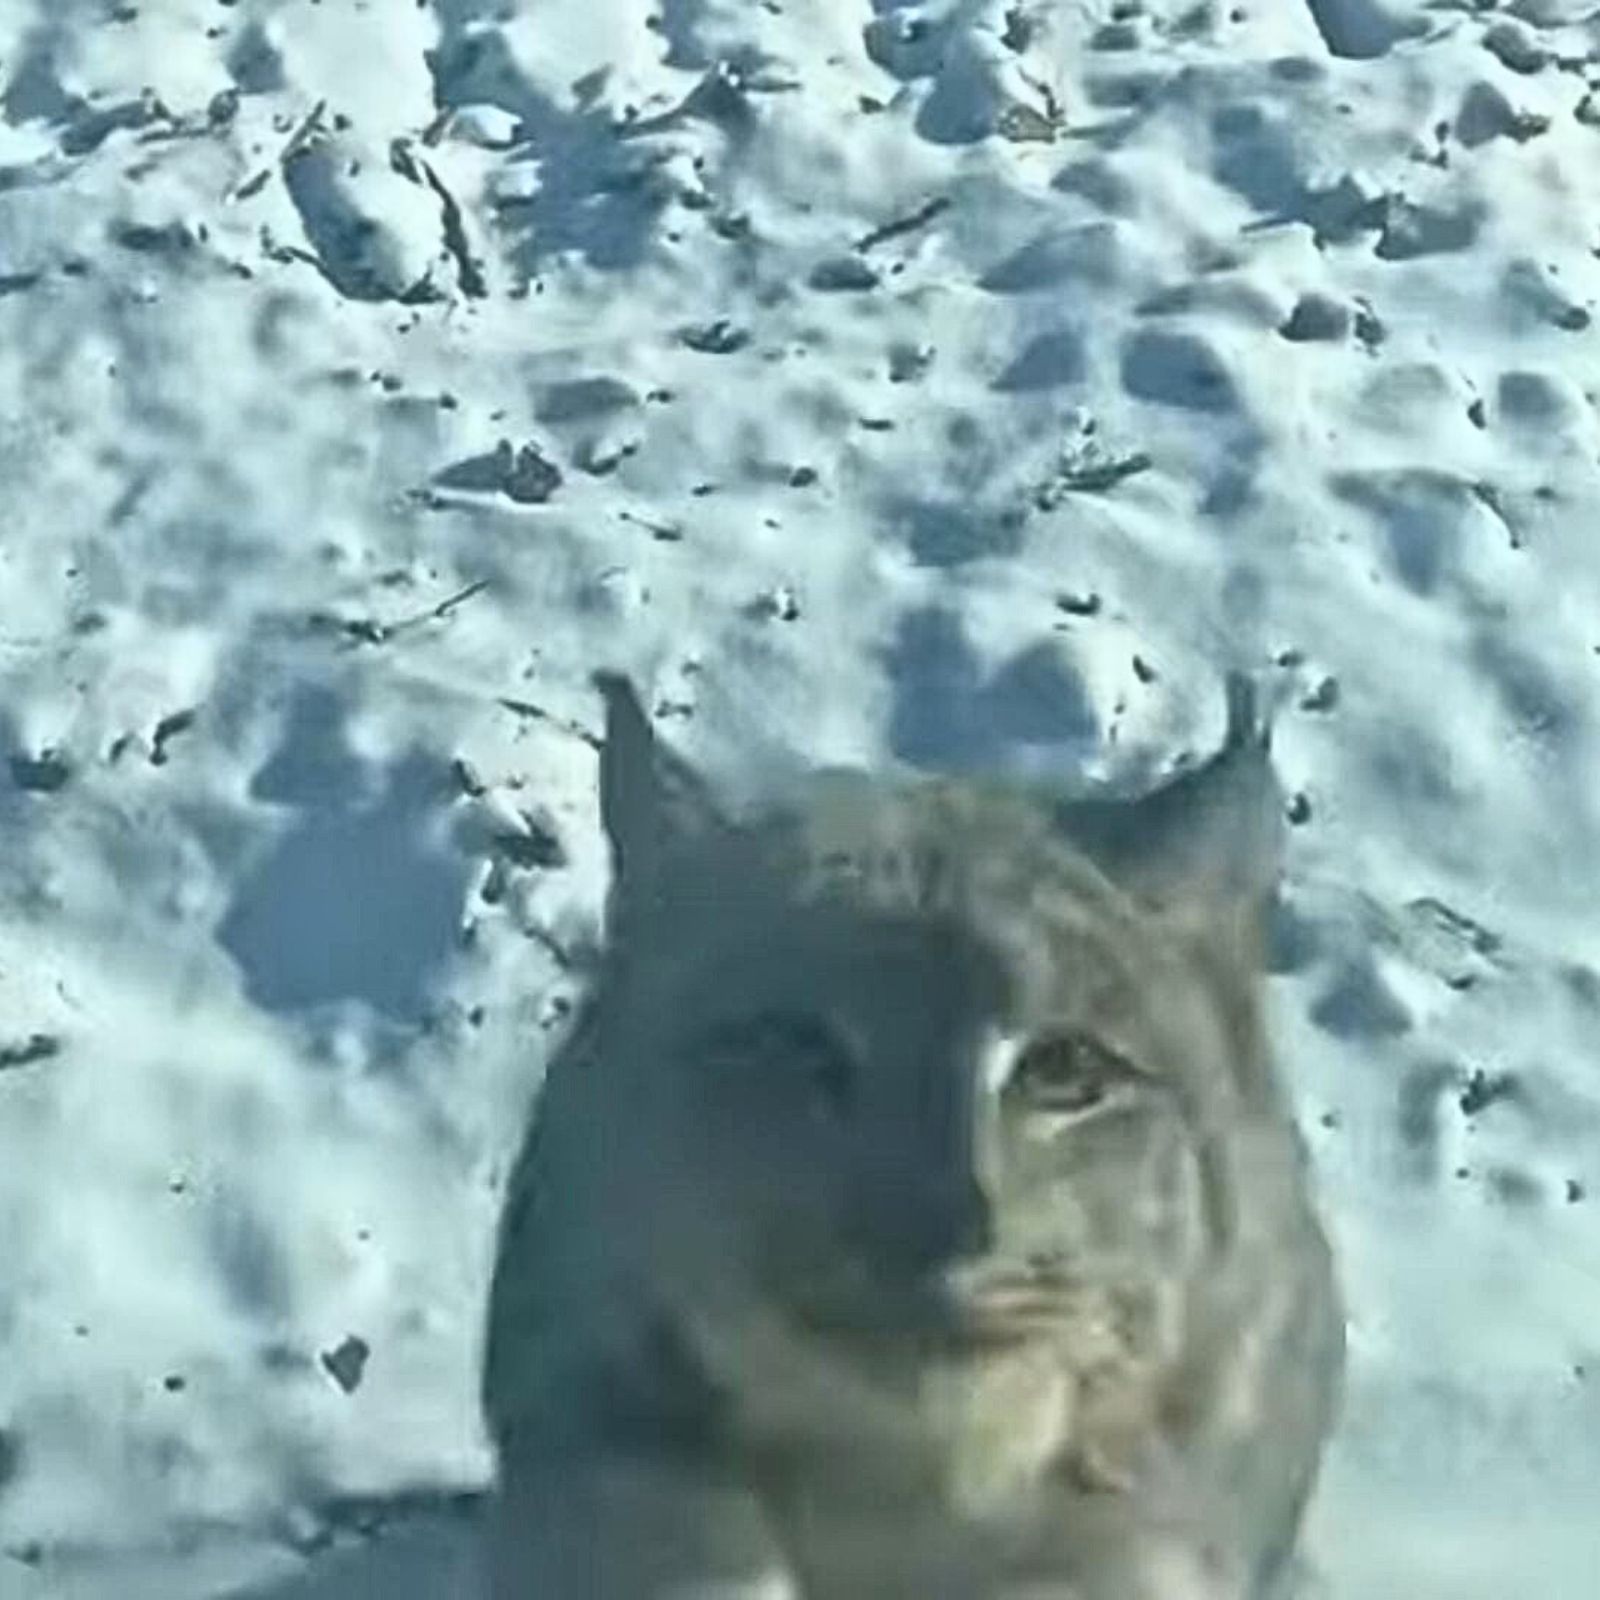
1;0;1598;1595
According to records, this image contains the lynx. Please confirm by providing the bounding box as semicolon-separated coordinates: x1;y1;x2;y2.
481;673;1343;1599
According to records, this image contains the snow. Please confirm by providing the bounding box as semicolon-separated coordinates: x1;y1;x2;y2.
1;0;1598;1595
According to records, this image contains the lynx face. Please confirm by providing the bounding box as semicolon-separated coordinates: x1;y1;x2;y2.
483;675;1343;1598
621;817;1206;1475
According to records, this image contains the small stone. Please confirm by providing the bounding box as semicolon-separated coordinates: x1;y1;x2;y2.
1056;591;1103;617
493;812;567;870
502;442;562;504
1002;5;1034;50
0;1034;61;1072
679;319;749;354
1468;397;1487;428
1484;21;1548;75
1043;451;1152;498
450;758;487;798
9;750;71;792
1460;1068;1517;1117
997;98;1058;143
752;586;801;622
1299;676;1340;713
807;256;880;292
1567;1179;1586;1204
1279;293;1350;343
788;465;818;488
576;436;637;476
320;1335;371;1395
479;861;507;906
1286;792;1313;826
888;343;934;383
150;708;197;766
163;1374;187;1394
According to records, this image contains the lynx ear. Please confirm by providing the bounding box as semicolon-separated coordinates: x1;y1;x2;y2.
594;672;723;886
1056;673;1283;912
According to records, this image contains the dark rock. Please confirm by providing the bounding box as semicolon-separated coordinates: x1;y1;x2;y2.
321;1335;371;1395
0;1034;61;1072
1484;21;1548;75
502;442;562;504
1299;675;1340;713
1280;292;1350;343
679;319;749;354
807;256;880;292
493;812;567;870
8;750;70;792
1459;1068;1518;1117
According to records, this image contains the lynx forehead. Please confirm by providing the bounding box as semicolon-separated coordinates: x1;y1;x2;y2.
481;672;1344;1600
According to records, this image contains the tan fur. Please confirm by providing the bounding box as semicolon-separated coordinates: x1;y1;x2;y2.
482;681;1343;1599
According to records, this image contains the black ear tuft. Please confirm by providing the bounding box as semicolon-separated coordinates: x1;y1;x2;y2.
1056;673;1283;910
594;672;721;885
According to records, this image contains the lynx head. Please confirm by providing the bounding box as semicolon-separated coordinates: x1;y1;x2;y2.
527;677;1297;1487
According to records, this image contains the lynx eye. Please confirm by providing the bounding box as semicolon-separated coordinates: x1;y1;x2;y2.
693;1010;857;1116
1007;1032;1141;1118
